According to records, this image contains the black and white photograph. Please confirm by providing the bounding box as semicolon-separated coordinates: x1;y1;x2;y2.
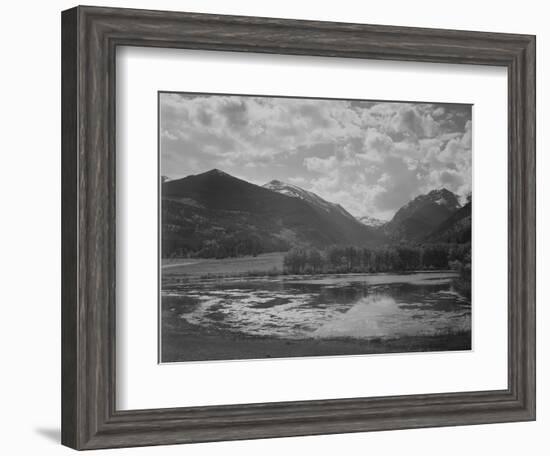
1;1;541;453
159;92;472;363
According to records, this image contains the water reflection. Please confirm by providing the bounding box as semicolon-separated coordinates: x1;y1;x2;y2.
162;272;471;340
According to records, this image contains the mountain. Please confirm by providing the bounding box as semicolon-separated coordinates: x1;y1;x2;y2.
263;180;359;223
425;201;471;243
263;179;387;245
162;169;382;258
384;188;461;241
358;215;387;228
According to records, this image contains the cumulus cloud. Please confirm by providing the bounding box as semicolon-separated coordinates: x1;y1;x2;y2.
160;93;471;219
389;105;440;139
304;155;338;173
360;128;392;162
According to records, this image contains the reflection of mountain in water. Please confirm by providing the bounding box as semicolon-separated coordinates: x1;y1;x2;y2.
163;272;471;340
313;294;470;339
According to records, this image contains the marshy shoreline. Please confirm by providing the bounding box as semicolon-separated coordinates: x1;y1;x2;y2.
161;317;472;363
161;254;471;363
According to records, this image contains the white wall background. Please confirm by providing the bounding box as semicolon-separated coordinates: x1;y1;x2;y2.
0;0;546;454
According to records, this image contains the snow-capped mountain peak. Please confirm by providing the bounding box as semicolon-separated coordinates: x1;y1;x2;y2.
426;188;461;211
358;215;387;228
384;188;462;240
263;180;331;211
263;180;358;222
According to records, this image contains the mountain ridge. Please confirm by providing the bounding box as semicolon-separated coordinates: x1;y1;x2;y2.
162;169;383;257
263;179;359;223
162;169;469;258
384;188;462;241
425;201;471;243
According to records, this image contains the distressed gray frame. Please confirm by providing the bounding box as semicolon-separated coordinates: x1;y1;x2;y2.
61;5;536;450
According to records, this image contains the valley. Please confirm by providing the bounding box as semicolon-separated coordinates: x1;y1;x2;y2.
160;168;472;362
161;169;471;259
157;92;473;363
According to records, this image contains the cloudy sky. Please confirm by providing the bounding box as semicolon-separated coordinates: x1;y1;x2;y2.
160;92;471;220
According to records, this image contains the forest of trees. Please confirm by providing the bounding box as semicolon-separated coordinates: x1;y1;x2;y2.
162;232;286;259
282;243;471;275
449;251;472;298
184;235;264;259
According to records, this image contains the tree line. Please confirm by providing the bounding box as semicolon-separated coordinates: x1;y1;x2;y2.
449;251;471;298
162;233;286;259
283;243;471;275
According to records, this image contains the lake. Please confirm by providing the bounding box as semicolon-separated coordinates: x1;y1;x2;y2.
160;271;471;362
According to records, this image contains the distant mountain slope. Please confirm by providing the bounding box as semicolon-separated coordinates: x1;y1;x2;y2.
263;179;360;222
358;215;387;228
162;169;382;258
384;188;461;241
425;201;471;243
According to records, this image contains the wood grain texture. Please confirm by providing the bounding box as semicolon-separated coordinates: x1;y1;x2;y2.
61;7;78;449
61;5;536;450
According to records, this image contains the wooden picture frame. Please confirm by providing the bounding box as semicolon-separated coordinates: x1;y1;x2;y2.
61;5;536;450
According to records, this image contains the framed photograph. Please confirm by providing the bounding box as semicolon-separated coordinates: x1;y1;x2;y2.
61;5;535;450
158;92;474;363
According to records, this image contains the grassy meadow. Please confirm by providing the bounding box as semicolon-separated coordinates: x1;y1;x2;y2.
162;252;284;277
